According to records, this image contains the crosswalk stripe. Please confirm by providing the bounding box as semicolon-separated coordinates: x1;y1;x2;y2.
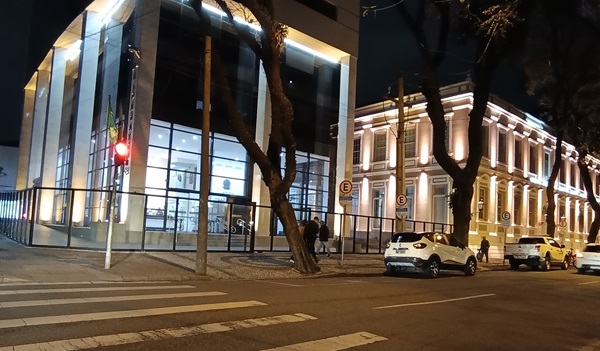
0;281;178;287
0;285;195;296
0;300;267;329
0;313;316;351
0;291;226;308
261;331;387;351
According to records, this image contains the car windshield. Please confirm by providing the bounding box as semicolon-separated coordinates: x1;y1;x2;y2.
584;245;600;253
518;237;545;244
390;232;424;243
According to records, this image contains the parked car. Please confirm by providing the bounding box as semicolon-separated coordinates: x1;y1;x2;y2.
504;236;569;271
383;232;477;278
575;243;600;274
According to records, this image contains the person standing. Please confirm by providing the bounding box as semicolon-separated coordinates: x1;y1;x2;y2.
303;216;320;262
479;236;490;263
318;221;331;257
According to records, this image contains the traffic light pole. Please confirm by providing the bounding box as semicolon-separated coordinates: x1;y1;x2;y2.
196;35;211;275
105;164;118;269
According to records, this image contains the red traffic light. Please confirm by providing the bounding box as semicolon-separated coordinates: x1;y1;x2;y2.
114;140;130;166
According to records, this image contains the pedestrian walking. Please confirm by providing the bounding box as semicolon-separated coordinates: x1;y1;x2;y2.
318;221;331;257
303;216;320;263
479;236;490;263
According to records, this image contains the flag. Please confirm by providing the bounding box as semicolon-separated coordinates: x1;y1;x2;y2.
107;96;117;144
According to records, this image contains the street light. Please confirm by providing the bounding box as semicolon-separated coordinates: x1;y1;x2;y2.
471;198;484;217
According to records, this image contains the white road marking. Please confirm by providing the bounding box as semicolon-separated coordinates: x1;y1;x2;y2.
258;281;303;287
261;331;387;351
373;293;496;310
0;300;266;329
0;313;316;351
578;281;600;285
0;285;195;296
0;281;177;287
0;291;226;308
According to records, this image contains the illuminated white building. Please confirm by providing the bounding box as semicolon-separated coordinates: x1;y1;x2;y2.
11;0;359;250
348;82;598;254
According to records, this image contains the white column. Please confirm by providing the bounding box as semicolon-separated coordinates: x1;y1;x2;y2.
28;70;50;187
125;0;161;236
252;64;272;239
38;48;68;222
334;55;357;239
69;11;102;225
91;21;124;222
16;75;37;190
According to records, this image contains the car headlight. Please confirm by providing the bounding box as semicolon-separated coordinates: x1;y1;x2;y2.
577;253;583;258
386;242;390;248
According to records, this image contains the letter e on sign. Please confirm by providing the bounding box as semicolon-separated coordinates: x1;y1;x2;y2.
339;180;353;196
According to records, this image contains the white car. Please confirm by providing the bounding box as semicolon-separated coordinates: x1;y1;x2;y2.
575;243;600;274
384;232;477;278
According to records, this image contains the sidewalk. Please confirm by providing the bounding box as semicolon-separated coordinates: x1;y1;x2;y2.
0;235;506;283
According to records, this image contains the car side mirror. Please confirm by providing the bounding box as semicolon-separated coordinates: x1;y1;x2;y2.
560;244;565;248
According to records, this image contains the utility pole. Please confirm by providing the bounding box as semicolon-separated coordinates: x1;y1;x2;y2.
395;75;406;232
197;35;211;274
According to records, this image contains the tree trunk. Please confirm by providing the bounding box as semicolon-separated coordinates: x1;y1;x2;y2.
271;194;319;274
577;150;600;243
545;131;563;236
452;184;474;245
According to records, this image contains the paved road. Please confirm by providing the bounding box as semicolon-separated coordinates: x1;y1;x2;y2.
0;268;598;351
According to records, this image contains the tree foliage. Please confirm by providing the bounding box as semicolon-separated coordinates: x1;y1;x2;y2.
363;0;528;245
522;0;600;241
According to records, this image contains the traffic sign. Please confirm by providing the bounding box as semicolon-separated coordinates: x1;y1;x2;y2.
396;194;408;207
559;219;567;228
501;211;511;229
339;195;353;207
339;179;353;196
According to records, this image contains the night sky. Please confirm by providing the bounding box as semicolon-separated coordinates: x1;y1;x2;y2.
0;0;537;146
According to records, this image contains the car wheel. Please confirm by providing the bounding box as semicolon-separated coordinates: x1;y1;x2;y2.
385;265;395;276
425;258;440;278
464;257;477;276
561;256;569;270
577;268;586;274
541;254;551;271
509;260;519;271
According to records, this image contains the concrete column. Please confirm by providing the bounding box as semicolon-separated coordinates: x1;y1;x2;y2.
68;11;102;225
125;0;161;235
334;55;357;238
39;48;68;222
16;75;37;190
28;70;50;187
251;64;272;239
91;22;123;222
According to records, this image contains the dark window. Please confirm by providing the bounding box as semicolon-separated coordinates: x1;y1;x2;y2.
373;133;387;162
352;138;360;164
560;159;566;184
514;138;522;169
571;163;577;187
481;125;489;157
294;0;337;20
530;144;537;174
391;232;425;243
584;245;600;253
498;132;507;164
518;237;545;244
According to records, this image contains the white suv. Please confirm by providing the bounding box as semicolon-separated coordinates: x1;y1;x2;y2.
575;243;600;274
384;232;477;278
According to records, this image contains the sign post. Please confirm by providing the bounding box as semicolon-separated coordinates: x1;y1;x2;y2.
501;211;511;267
338;180;353;266
395;194;408;231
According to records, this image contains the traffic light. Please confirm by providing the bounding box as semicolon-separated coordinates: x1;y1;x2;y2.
114;139;130;166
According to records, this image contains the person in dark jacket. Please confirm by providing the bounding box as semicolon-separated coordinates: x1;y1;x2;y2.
303;217;320;262
318;221;331;257
479;236;490;263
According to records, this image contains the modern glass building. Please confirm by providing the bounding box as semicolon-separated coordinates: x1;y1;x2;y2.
12;0;360;250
